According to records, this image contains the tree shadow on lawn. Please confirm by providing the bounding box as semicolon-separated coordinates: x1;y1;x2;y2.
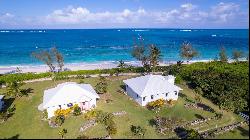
179;92;187;98
195;114;205;119
237;126;249;137
196;103;215;113
148;118;156;127
1;97;15;113
20;88;34;96
186;82;196;90
185;97;195;104
120;84;126;91
4;134;20;139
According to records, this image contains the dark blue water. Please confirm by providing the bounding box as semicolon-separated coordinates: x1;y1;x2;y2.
0;29;249;66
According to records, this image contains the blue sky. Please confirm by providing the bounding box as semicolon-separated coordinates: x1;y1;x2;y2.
0;0;249;29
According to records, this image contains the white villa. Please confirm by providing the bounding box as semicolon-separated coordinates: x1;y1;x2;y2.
38;82;99;118
123;74;182;106
0;95;4;111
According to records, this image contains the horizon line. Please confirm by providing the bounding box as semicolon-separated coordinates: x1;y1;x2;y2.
0;27;249;30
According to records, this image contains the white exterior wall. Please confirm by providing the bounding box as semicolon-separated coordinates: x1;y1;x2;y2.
46;100;97;118
0;100;3;111
125;85;142;106
125;84;179;106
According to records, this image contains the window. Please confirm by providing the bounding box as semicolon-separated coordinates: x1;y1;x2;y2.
82;102;85;105
143;97;146;101
174;91;178;95
151;95;154;99
137;94;139;98
67;103;73;107
58;105;61;109
166;93;168;97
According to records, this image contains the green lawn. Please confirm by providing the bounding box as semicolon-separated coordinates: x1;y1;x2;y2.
0;76;248;139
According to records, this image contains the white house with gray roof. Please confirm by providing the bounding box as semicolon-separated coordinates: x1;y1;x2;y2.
123;74;182;106
38;82;99;118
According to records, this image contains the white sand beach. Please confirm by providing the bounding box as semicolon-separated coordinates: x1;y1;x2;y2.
0;60;217;74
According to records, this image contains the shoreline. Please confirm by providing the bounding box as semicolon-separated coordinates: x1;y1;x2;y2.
0;59;246;74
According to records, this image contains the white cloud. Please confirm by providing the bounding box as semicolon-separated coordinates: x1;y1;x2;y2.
210;2;240;23
181;3;197;11
44;6;148;25
0;13;15;24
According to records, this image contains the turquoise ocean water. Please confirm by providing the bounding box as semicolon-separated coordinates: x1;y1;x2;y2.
0;29;248;66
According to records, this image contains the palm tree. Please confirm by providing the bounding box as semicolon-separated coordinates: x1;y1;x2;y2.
117;60;127;68
6;81;25;98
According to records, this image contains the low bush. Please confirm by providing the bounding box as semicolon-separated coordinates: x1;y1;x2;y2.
147;99;165;110
52;115;65;126
54;108;72;117
84;110;101;120
130;125;146;138
167;99;177;106
73;104;82;116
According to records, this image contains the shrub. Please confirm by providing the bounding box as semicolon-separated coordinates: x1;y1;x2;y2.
76;74;85;79
175;75;182;84
96;112;114;125
186;129;201;139
106;120;117;135
167;99;176;106
54;108;72;117
58;128;67;139
95;76;108;94
52;115;65;126
84;110;101;120
52;74;69;81
73;104;82;116
147;98;165;110
90;110;117;135
130;125;146;137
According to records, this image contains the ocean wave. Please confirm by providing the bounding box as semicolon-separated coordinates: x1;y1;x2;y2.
75;47;83;50
180;29;192;32
109;46;124;50
132;29;149;32
0;30;10;33
29;30;45;33
211;34;217;37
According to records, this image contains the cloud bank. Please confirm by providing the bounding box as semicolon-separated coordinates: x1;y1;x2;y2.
0;2;248;28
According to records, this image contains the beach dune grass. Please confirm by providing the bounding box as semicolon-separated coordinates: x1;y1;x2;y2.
0;76;248;139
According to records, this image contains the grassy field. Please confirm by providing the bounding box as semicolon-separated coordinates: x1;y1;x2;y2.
0;76;248;139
